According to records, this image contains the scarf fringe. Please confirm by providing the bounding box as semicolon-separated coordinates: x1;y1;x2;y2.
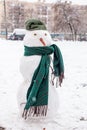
22;105;48;120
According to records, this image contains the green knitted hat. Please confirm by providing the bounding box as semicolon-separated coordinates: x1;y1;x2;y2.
25;19;47;31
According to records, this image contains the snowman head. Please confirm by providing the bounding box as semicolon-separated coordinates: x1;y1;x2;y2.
23;19;52;47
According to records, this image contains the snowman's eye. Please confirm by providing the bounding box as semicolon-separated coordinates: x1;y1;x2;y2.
34;33;37;36
45;33;47;36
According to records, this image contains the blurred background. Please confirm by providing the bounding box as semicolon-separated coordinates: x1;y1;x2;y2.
0;0;87;41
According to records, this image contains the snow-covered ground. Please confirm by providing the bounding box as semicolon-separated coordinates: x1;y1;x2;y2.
0;38;87;130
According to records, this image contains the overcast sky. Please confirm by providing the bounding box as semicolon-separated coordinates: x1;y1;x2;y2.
20;0;87;5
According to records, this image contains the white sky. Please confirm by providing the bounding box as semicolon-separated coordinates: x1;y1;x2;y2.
19;0;87;5
0;0;87;5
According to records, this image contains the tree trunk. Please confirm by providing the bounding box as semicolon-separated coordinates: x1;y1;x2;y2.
68;22;74;40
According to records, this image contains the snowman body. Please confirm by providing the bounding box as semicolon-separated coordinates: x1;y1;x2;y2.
17;30;59;120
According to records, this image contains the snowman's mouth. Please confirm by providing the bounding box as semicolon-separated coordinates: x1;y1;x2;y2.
40;38;46;46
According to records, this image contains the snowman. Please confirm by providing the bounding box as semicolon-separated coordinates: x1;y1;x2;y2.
17;19;64;123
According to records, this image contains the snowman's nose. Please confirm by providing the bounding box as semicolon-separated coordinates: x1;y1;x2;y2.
39;38;46;46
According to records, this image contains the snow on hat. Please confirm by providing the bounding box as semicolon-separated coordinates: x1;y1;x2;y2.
25;19;47;31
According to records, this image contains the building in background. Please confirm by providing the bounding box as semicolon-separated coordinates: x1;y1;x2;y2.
0;1;3;33
6;0;25;31
0;0;6;35
0;0;52;35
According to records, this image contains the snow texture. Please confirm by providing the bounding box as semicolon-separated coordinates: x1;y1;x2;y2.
0;38;87;130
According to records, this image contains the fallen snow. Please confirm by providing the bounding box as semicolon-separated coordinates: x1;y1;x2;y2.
0;38;87;130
